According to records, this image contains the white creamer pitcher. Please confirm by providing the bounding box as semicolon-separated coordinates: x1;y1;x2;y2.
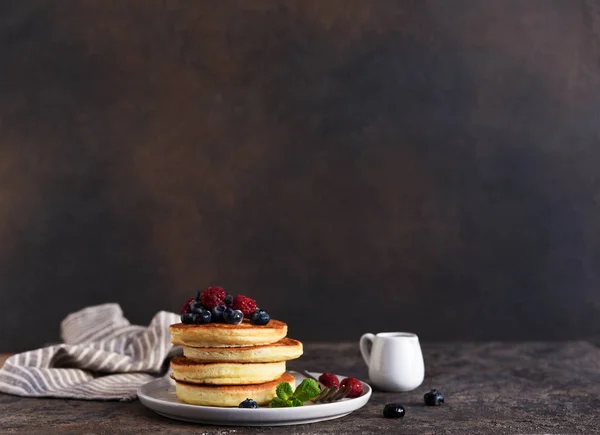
359;332;425;392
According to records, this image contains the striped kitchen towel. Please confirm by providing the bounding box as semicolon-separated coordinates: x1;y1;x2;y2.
0;303;180;401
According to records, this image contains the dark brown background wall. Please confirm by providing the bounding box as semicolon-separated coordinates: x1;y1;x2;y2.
1;1;600;351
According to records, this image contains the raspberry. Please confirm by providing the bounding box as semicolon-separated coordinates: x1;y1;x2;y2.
199;286;227;309
340;377;363;398
231;295;257;316
318;373;340;389
180;298;195;314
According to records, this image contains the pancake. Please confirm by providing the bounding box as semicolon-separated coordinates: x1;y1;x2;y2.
174;372;295;407
182;337;303;363
170;356;286;385
169;319;287;347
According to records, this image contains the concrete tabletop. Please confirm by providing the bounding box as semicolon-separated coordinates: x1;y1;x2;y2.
1;341;599;434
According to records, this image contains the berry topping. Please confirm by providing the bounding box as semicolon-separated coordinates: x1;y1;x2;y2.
340;377;363;398
238;398;259;408
180;287;265;325
199;286;227;309
190;300;206;314
181;310;211;324
383;403;405;418
424;389;444;406
180;298;195;314
223;308;244;325
231;295;257;316
318;373;340;389
196;309;212;324
181;312;196;324
250;309;270;325
211;305;227;322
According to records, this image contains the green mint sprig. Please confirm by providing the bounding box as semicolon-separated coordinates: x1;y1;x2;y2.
269;378;321;408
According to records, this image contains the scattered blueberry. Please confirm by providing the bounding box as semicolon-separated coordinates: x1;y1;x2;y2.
223;308;244;324
239;398;259;409
250;309;270;325
211;305;227;322
181;313;196;324
424;389;444;406
224;293;233;306
383;403;405;418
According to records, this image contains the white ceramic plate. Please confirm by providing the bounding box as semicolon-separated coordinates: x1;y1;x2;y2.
138;371;371;426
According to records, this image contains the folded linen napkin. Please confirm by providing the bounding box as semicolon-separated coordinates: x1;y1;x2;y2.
0;303;180;401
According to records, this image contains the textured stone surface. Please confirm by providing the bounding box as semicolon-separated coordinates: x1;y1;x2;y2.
2;1;600;351
1;342;599;434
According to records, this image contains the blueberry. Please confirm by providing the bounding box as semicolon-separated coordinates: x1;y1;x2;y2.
190;300;206;314
224;293;233;306
194;309;211;324
424;389;444;406
238;398;259;409
229;309;244;325
223;308;243;325
383;403;405;418
211;305;226;322
223;307;234;320
250;309;270;325
181;313;196;324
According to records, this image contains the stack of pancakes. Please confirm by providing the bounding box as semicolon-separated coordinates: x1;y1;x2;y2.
169;319;303;407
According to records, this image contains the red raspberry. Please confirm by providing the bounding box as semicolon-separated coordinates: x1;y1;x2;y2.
231;295;257;316
199;286;226;309
340;377;363;398
180;298;195;314
318;373;340;389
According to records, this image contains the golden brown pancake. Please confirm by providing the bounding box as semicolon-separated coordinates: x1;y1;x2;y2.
182;337;303;363
174;372;295;407
169;319;287;347
170;356;286;385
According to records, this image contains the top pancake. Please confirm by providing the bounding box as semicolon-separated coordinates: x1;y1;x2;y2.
170;319;288;347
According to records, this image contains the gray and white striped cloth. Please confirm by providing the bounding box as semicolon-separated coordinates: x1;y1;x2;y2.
0;303;180;401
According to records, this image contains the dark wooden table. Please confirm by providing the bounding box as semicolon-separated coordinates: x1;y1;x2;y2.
1;341;599;434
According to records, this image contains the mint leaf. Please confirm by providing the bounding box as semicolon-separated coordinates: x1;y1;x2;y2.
289;397;304;407
269;379;321;408
269;397;291;408
276;382;294;400
292;378;321;402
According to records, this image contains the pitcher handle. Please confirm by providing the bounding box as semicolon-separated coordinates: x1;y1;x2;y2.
359;333;375;367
